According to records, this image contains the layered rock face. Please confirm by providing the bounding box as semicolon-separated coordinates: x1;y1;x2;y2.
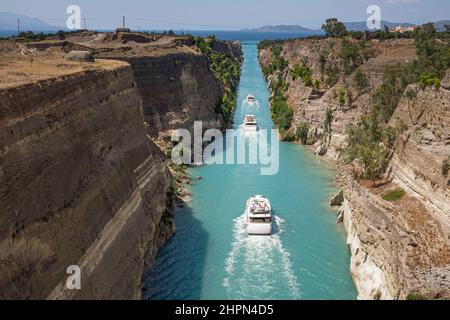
0;32;242;300
91;35;242;144
0;62;174;299
259;38;416;156
126;53;224;139
389;85;450;229
259;39;450;299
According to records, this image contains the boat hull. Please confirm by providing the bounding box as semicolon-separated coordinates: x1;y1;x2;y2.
243;126;258;132
247;223;272;236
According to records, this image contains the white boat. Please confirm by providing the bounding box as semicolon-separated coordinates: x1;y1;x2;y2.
242;115;258;132
246;195;273;235
246;94;256;104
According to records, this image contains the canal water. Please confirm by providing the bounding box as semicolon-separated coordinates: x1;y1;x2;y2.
142;41;357;300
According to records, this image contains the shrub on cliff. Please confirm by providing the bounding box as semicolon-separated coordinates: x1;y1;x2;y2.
290;64;313;86
419;74;441;89
270;96;293;131
321;18;347;38
344;118;389;183
338;88;346;107
325;65;340;87
382;188;406;202
372;66;413;123
344;115;406;183
442;159;450;186
406;293;428;300
354;69;369;91
198;38;240;125
194;35;215;54
297;123;310;145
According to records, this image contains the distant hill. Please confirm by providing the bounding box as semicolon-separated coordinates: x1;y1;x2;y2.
244;20;450;34
0;12;62;32
243;25;319;33
433;20;450;32
343;21;414;31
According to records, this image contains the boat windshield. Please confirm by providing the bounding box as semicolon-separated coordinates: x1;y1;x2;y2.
249;217;272;223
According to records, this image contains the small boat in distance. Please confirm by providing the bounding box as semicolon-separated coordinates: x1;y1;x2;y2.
242;115;258;132
246;94;256;104
246;195;273;235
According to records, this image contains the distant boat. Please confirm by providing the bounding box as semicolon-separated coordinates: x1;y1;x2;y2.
246;195;273;235
246;94;256;104
242;115;258;132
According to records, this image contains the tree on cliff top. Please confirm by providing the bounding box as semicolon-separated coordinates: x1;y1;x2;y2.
321;18;347;38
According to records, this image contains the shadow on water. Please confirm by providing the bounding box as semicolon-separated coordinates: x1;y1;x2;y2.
142;205;209;300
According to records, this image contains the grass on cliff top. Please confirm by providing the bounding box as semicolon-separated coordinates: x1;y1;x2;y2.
382;188;406;202
406;293;428;300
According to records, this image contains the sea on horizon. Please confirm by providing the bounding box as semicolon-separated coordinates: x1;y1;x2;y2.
0;29;322;41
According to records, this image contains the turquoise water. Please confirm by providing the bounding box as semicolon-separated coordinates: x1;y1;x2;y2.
142;42;357;300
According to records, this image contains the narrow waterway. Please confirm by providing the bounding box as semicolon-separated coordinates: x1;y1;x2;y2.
143;41;357;300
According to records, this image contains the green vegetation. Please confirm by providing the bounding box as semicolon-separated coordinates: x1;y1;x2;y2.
382;188;406;202
339;38;375;74
325;65;340;87
406;293;428;300
262;46;294;135
442;159;450;186
290;64;313;86
297;123;310;145
321;18;347;38
354;69;369;91
263;46;289;78
338;88;346;107
195;35;241;125
344;116;406;183
419;75;441;89
194;35;216;54
319;53;327;75
270;95;293;132
340;38;362;74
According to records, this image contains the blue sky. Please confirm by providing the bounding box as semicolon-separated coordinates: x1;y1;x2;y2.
1;0;449;30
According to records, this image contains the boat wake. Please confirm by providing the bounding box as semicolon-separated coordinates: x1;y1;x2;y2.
223;213;301;299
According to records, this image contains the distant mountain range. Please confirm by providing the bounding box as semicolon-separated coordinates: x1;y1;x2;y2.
0;12;62;32
1;12;449;34
244;20;450;33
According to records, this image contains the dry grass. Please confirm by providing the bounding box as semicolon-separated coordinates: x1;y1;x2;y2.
0;44;126;89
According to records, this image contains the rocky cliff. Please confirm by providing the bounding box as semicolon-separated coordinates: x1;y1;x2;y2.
259;37;450;299
88;34;242;146
0;49;176;299
0;33;242;299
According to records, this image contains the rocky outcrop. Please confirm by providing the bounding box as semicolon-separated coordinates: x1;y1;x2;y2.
125;53;225;139
92;36;242;145
330;189;344;207
389;84;450;231
259;38;416;156
338;175;450;300
66;50;95;62
340;198;392;300
0;62;174;299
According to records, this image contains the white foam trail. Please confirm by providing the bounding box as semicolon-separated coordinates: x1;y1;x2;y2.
223;213;301;299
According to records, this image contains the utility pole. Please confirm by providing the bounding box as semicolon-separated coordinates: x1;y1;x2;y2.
17;18;20;37
122;16;125;28
83;18;87;30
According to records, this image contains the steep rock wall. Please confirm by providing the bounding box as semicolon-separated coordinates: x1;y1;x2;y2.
259;39;449;299
127;53;224;139
0;64;174;299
